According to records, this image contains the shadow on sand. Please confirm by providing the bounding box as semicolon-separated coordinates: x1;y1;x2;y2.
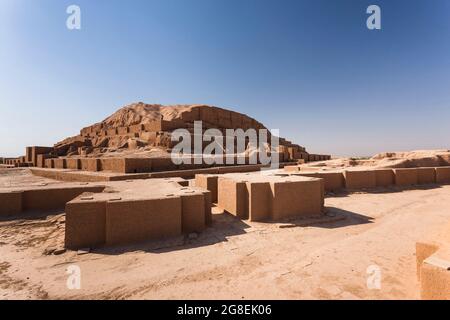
0;209;63;223
327;183;443;198
93;210;252;255
92;206;373;255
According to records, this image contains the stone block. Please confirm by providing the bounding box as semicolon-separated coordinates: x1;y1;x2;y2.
195;174;218;203
139;131;157;143
66;158;81;170
217;177;248;219
124;158;152;173
180;191;206;233
65;198;106;249
25;147;33;162
436;167;450;184
129;124;145;134
417;167;436;185
375;169;395;187
31;146;53;167
36;154;51;168
394;168;418;186
270;178;323;220
246;181;272;221
105;196;182;246
53;158;67;169
85;158;100;172
45;158;55;168
420;249;450;300
298;171;345;192
151;157;178;172
344;170;376;189
22;186;105;212
0;191;23;216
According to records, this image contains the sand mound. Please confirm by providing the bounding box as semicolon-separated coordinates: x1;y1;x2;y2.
371;150;450;168
301;149;450;170
100;103;197;128
96;102;266;131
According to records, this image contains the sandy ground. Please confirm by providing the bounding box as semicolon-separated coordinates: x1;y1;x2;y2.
1;168;450;299
0;168;64;190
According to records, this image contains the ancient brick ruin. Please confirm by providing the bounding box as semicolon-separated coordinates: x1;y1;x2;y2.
2;103;449;300
1;104;331;172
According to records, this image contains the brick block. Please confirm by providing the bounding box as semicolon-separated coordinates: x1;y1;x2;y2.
161;119;184;131
151;157;178;172
230;112;243;128
0;191;23;216
298;171;345;191
86;158;100;172
247;182;272;221
31;146;53;167
195;174;218;203
417;167;436;185
23;186;105;211
129;124;145;134
180;191;206;233
100;158;124;173
139;131;157;143
270;179;323;220
420;249;450;300
99;157;136;173
200;108;219;126
105;197;182;246
66;158;81;170
53;158;67;169
26;147;33;163
436;167;450;184
394;168;418;186
143;121;163;132
217;164;261;174
124;158;152;173
186;186;212;226
416;241;439;279
36;154;49;168
181;107;200;122
217;177;248;219
80;158;100;172
45;158;55;168
344;170;376;189
375;169;395;187
65;198;106;249
203;190;212;225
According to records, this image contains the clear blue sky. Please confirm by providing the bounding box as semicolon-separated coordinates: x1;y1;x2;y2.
1;0;449;157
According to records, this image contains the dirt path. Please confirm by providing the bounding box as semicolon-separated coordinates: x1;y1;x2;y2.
1;185;450;299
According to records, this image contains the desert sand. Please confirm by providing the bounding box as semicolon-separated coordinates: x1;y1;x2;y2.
2;103;450;300
1;168;449;299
